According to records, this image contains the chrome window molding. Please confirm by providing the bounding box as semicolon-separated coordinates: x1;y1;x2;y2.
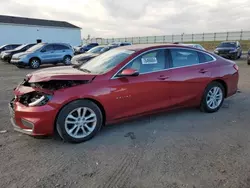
111;47;217;79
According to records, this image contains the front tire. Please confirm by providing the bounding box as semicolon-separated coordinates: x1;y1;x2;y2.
29;58;40;69
200;82;225;113
56;100;103;143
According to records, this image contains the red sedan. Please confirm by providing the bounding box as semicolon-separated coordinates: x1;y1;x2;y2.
9;44;239;143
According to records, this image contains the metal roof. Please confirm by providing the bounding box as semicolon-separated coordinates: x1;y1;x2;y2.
0;15;80;29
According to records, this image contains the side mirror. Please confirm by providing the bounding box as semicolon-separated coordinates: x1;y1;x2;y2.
41;49;46;53
117;68;139;77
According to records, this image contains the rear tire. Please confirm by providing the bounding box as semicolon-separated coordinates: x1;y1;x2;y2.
248;60;250;65
200;82;225;113
29;58;40;69
56;100;103;143
63;55;72;65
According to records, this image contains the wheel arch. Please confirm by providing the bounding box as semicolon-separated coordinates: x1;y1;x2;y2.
29;57;41;64
211;79;228;98
54;97;106;133
64;54;72;58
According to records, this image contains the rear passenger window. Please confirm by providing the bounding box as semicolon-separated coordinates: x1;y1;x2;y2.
170;49;199;68
199;52;214;63
54;45;69;50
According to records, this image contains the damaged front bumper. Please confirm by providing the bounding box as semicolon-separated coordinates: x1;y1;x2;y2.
9;81;58;136
9;95;57;136
9;78;90;136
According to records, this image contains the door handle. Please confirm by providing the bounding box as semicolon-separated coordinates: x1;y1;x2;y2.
157;75;170;80
199;69;208;74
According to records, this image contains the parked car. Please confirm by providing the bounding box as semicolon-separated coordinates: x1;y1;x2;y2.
214;41;242;60
9;44;239;143
11;43;74;69
181;43;206;50
247;49;250;65
109;42;132;47
0;44;21;53
1;43;36;62
71;45;117;65
74;43;99;55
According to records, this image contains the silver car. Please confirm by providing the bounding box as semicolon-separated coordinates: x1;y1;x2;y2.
181;43;206;50
11;43;74;69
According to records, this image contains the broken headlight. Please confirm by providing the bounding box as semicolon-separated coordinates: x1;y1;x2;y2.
19;92;52;107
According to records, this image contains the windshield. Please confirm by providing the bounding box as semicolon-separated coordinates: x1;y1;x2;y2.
218;42;236;48
87;46;105;53
100;46;112;53
79;48;135;74
14;44;26;50
27;43;45;52
0;45;6;49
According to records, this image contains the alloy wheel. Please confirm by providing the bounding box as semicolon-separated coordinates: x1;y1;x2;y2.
64;56;71;65
31;59;39;68
65;107;97;139
206;86;223;109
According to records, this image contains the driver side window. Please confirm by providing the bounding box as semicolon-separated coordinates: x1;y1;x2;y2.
124;49;167;74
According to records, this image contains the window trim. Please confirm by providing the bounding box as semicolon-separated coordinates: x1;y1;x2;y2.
53;44;69;50
111;47;216;79
42;44;54;51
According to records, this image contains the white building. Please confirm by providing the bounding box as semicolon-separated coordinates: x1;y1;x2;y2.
0;15;81;46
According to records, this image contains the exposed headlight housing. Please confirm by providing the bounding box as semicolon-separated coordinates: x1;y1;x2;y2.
19;92;52;107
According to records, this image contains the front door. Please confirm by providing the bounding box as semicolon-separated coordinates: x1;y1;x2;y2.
108;49;172;120
40;44;55;63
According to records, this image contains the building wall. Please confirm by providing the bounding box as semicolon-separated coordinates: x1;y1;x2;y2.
0;23;81;46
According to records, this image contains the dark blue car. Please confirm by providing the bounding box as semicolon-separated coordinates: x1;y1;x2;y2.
214;41;242;60
74;43;99;55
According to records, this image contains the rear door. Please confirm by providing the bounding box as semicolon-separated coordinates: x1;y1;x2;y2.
108;49;172;120
53;44;69;61
40;44;55;63
167;48;214;107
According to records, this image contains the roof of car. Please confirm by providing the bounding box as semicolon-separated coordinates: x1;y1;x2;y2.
221;41;237;43
118;43;198;52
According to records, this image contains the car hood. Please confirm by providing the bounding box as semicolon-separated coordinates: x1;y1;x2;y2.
73;53;98;60
12;51;32;58
2;50;14;54
26;66;97;83
215;47;236;51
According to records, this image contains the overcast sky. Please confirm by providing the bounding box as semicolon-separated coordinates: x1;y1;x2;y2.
0;0;249;38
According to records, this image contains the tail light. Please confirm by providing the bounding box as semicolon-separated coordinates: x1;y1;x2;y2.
233;64;239;71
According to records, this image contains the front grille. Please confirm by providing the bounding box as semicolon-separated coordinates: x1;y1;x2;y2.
218;50;230;54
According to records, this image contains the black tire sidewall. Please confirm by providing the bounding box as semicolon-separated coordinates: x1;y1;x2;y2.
56;100;103;143
63;55;72;65
201;82;225;113
30;58;40;69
